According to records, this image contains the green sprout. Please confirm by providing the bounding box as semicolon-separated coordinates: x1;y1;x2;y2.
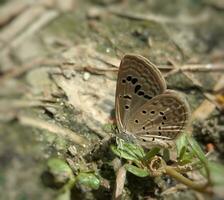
43;158;100;200
111;134;224;194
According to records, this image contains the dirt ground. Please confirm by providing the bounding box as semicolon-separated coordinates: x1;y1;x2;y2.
0;0;224;199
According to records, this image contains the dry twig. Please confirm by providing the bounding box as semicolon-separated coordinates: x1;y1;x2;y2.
0;58;62;85
109;9;209;25
165;63;224;77
192;75;224;120
112;165;127;200
0;5;46;48
0;1;29;28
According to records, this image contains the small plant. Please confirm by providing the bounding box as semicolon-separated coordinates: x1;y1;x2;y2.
43;134;224;199
42;158;100;200
111;133;224;194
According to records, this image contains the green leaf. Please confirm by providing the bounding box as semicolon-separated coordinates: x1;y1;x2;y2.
176;133;188;159
179;146;187;161
111;145;139;162
125;164;149;177
47;158;73;177
123;142;145;159
176;134;206;165
46;158;75;185
102;124;116;133
56;190;71;200
178;152;195;165
163;148;170;162
143;147;160;161
187;136;207;164
76;173;100;190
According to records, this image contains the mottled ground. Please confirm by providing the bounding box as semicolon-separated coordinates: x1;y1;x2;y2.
0;0;224;199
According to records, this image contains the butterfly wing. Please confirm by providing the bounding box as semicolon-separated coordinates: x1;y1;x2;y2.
126;90;190;144
115;54;167;134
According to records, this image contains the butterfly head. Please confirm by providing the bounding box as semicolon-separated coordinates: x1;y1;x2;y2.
116;129;137;144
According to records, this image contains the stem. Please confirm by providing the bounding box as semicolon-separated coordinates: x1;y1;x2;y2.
165;166;212;194
112;165;127;200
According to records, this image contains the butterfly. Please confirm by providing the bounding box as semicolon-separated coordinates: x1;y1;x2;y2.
115;54;190;148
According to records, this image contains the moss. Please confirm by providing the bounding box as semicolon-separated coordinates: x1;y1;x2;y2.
41;11;90;43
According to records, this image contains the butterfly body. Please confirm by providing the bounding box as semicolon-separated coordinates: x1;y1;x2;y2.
115;54;190;149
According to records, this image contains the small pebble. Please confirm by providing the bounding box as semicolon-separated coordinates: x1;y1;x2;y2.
83;72;91;81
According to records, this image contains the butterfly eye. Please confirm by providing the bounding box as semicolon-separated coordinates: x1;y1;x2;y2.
151;111;155;114
135;120;139;123
142;110;147;114
125;105;129;109
159;112;164;115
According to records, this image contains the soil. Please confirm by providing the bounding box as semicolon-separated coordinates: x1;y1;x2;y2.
0;0;224;199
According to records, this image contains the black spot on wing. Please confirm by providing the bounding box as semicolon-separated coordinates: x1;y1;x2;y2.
134;85;141;93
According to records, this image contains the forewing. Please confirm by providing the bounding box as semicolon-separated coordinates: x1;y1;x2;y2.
126;90;190;141
115;54;166;133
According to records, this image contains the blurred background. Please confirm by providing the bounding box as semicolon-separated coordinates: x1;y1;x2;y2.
0;0;224;199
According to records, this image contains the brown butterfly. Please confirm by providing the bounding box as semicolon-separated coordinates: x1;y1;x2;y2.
115;54;190;148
